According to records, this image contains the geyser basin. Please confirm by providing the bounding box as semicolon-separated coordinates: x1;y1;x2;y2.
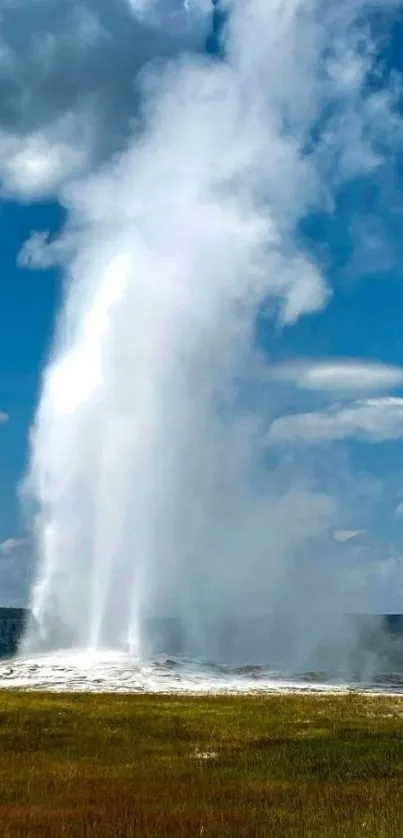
3;650;403;694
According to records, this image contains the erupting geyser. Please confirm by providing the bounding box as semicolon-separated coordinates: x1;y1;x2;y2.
20;0;400;667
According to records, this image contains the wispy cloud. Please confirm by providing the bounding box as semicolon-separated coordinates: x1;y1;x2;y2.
0;123;88;200
0;538;27;557
333;529;365;543
18;231;66;271
0;0;211;200
268;398;403;445
267;359;403;393
0;411;9;425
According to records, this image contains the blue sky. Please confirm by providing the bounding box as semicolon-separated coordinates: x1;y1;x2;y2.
2;0;403;612
0;200;64;542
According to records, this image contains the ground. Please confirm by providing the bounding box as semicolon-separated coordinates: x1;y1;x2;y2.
0;690;403;836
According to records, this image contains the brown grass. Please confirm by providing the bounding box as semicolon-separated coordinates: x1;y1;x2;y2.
0;690;402;836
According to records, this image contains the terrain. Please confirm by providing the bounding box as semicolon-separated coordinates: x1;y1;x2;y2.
0;690;403;836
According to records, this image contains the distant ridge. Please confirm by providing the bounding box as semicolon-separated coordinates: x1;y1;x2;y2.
0;607;29;658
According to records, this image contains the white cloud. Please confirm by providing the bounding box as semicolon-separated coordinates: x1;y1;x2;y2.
0;125;88;200
0;538;27;557
0;0;397;209
0;0;212;200
126;0;211;29
18;232;60;270
268;397;403;445
268;359;403;393
0;411;9;425
333;529;365;542
273;256;329;326
347;215;393;280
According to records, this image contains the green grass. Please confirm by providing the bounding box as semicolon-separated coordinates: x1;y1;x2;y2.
0;691;403;835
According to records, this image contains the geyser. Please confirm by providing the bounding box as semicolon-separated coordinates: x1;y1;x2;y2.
21;0;401;666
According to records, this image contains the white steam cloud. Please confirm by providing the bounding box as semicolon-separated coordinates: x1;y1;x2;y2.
14;0;403;666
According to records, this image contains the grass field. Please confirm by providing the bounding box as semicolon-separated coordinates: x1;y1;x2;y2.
0;690;403;836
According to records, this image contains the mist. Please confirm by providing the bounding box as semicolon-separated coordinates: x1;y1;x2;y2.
19;0;403;669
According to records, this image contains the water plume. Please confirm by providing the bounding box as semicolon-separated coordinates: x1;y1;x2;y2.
21;0;402;667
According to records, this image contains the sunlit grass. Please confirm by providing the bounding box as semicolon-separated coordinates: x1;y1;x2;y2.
0;690;403;835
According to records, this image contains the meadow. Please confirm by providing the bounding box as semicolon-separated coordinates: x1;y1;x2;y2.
0;690;403;836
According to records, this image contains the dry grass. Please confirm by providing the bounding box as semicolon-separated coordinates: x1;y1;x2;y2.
0;690;402;835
